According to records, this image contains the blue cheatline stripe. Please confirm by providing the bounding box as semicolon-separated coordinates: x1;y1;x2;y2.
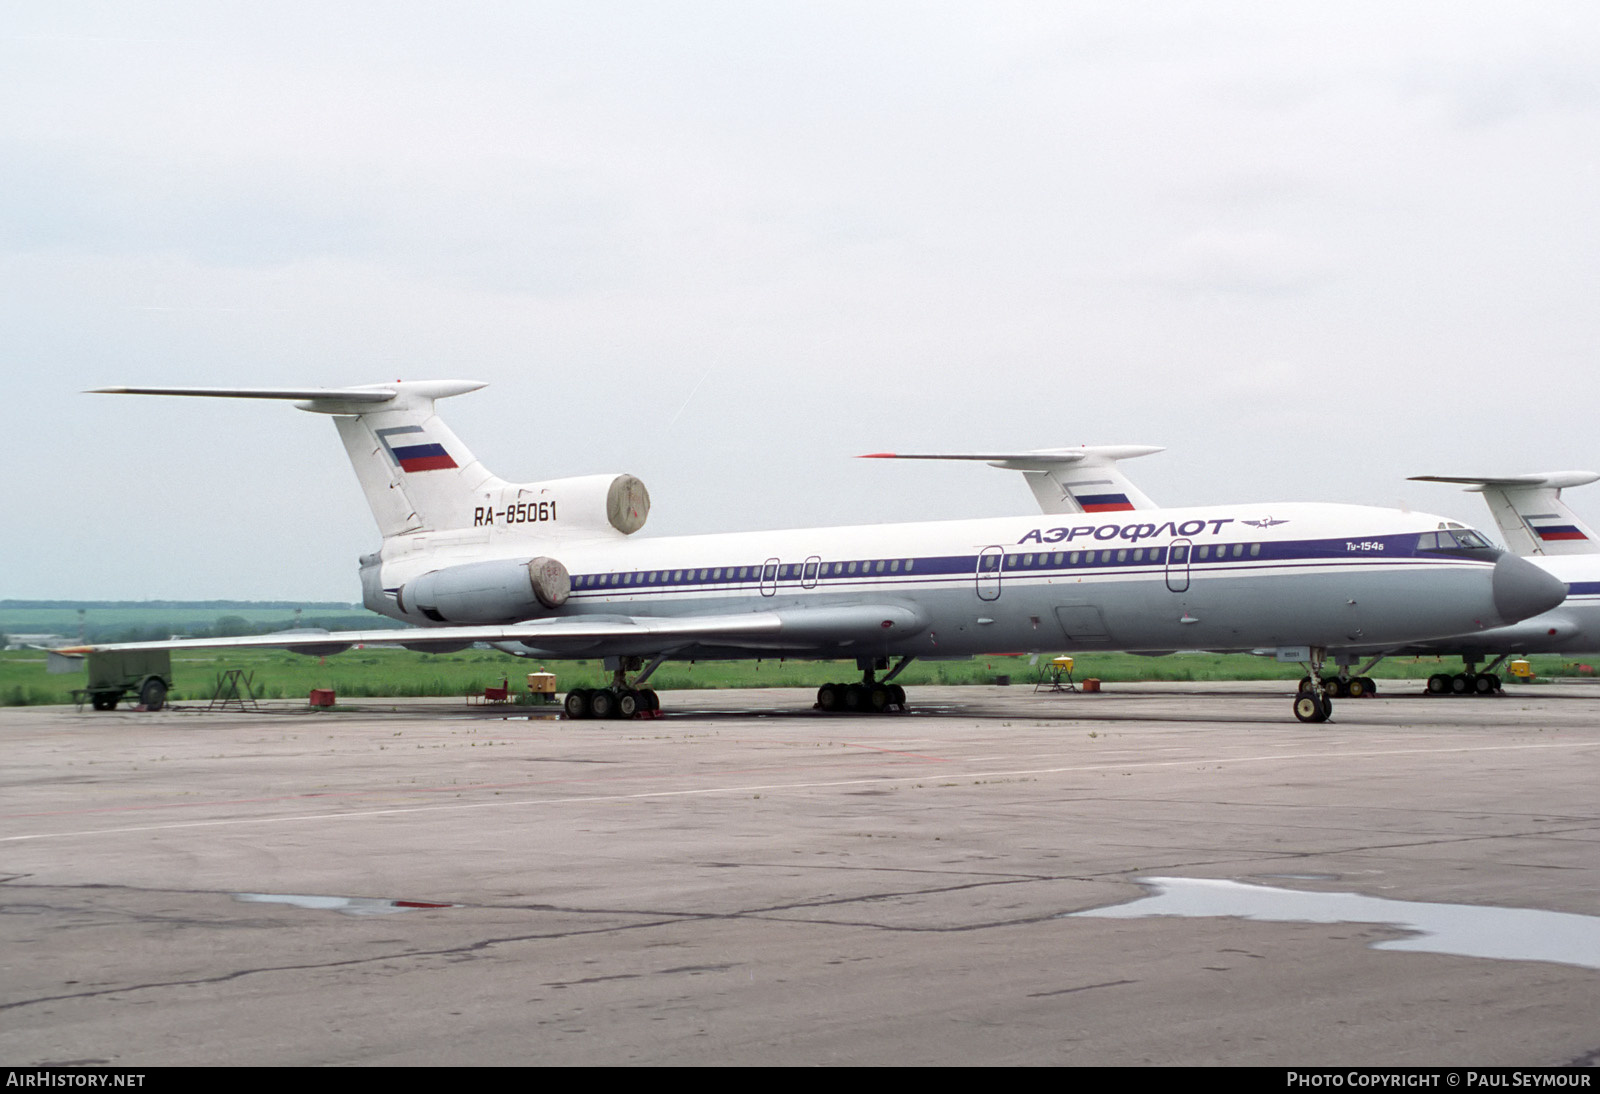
565;534;1481;596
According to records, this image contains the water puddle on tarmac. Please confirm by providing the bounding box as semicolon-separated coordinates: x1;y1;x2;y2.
235;893;458;916
1071;877;1600;971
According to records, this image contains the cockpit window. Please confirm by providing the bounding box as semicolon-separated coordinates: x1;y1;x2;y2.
1419;528;1494;553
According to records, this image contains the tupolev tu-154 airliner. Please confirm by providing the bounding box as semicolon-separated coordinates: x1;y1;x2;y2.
887;446;1600;700
72;380;1566;723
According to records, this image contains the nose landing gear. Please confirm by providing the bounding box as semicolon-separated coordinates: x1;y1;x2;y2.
1294;648;1334;723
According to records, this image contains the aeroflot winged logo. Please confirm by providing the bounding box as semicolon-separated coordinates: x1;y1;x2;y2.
1242;516;1290;529
376;426;458;473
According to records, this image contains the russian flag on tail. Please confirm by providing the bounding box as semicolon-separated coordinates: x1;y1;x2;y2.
1530;517;1588;542
377;426;458;473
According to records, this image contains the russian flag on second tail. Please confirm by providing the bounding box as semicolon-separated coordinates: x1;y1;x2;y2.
1073;492;1136;513
1528;514;1588;543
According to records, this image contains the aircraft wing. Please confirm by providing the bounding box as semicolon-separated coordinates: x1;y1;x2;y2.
60;603;931;660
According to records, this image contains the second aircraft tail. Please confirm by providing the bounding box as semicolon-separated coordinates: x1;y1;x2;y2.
1411;472;1600;556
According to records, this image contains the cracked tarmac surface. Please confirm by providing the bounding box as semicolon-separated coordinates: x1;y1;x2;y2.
2;683;1598;1065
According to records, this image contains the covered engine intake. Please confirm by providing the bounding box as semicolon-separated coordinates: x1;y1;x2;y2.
479;473;650;536
398;556;571;624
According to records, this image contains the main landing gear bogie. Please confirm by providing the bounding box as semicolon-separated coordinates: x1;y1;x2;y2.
815;681;906;714
1298;676;1377;699
562;686;662;720
1426;672;1502;697
815;656;914;715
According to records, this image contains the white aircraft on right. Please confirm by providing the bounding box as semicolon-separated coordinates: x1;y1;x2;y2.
1391;472;1600;695
874;452;1600;697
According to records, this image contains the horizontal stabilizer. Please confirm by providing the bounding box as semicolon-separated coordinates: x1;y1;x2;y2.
1410;472;1600;490
862;445;1163;514
91;384;401;403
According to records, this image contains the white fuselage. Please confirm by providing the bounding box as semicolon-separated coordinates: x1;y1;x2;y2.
368;501;1547;662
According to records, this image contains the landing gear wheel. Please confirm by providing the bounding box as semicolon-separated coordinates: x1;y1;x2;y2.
867;683;891;712
843;683;868;712
138;678;167;711
564;689;590;719
588;689;616;719
1359;676;1377;696
1451;673;1473;694
640;689;659;712
1297;677;1315;695
1293;695;1331;723
1324;677;1349;699
817;683;843;712
1474;673;1498;695
1427;673;1451;694
1346;677;1367;699
617;690;640;718
888;683;906;709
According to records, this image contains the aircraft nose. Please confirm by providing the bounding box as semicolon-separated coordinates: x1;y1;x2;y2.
1492;554;1568;624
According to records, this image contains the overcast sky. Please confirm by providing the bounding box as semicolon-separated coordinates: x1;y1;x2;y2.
5;2;1599;601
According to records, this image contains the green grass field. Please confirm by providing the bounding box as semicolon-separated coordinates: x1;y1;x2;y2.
3;646;1589;707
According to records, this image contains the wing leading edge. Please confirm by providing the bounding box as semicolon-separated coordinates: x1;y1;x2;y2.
60;602;931;660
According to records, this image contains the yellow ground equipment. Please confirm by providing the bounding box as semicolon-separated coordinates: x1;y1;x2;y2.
1036;655;1076;693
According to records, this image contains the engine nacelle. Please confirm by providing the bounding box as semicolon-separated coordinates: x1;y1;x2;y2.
398;556;571;624
479;473;649;536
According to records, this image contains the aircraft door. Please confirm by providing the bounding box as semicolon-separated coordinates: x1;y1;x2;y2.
1166;539;1191;593
976;546;1003;601
761;558;780;597
801;555;821;589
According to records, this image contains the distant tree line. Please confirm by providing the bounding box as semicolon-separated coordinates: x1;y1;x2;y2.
112;615;407;643
0;602;404;644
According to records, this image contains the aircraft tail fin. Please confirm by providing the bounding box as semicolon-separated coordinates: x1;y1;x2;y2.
90;382;650;542
860;445;1163;513
1410;472;1600;556
92;381;499;537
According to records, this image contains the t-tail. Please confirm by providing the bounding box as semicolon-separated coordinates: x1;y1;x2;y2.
90;381;652;542
859;445;1163;514
1410;472;1600;557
